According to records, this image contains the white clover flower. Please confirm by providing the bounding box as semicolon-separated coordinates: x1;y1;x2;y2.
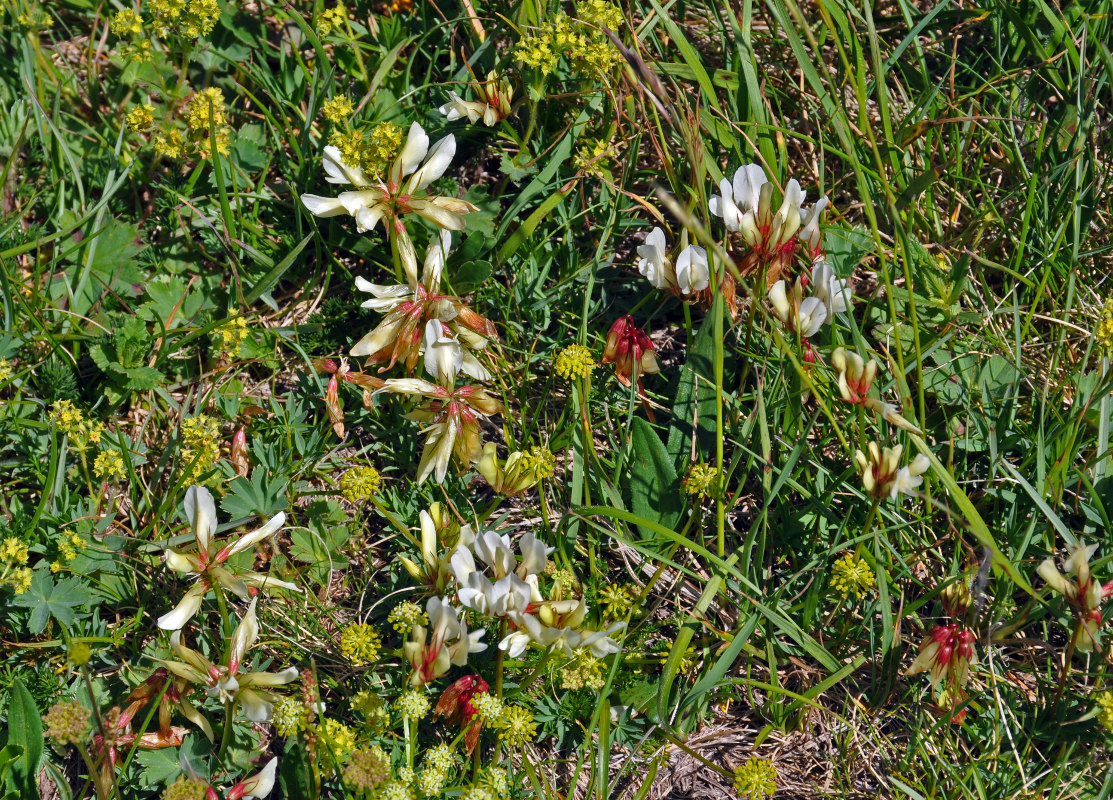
811;259;852;316
158;486;298;631
675;245;710;294
635;227;672;290
301;123;477;282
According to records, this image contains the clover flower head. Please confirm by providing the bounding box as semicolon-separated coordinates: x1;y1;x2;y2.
157;486;299;630
854;443;930;502
1038;543;1112;651
907;623;976;689
302;123;479;283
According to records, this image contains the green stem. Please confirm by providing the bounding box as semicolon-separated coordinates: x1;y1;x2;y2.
216;699;236;763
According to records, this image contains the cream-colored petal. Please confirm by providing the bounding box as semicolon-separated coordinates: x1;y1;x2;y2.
301;194;348;217
223;511;286;558
184;485;217;553
157;582;208;630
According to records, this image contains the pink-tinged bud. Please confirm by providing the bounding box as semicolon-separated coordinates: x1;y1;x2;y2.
326;375;345;439
231;427;249;477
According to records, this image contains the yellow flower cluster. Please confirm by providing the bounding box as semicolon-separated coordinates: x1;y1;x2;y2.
0;358;11;382
153;129;186;159
340;466;381;501
320;718;358;758
110;9;144;37
396;690;429;720
49;401;104;452
184;87;227;130
573;138;612;172
683;463;721;500
577;0;623;30
388;600;427;633
126;104;156;133
830;552;874;601
214;313;249;357
272;696;309;737
149;0;221;38
1;538;29;565
495;705;537;748
1;537;33;594
340;623;382;665
1096;298;1113;350
1096;691;1113;733
317;3;348;35
183;87;231;158
515;8;622;76
94;449;126;481
322;95;355;124
599;583;634;619
52;533;89;573
43;701;90;746
180;414;221;481
417;744;454;796
560;654;606;691
732;757;777;800
328;122;403;177
520;446;556;479
554;344;595;381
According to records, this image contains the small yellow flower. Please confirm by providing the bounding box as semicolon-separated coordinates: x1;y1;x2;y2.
518;446;556;480
340;624;382;665
1;537;29;564
110;8;144;37
126;104;156;133
396;690;429;721
321;95;355;124
317;3;348;35
830;552;874;601
496;705;537;748
554;344;595;381
732;756;777;800
599;584;634;619
184;87;227;131
94;449;127;481
152;128;185;158
272;696;309;737
683;463;720;500
387;601;427;633
320;718;358;759
0;358;11;382
1096;691;1113;733
9;566;33;594
1096;298;1113;350
560;654;605;691
340;466;380;501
